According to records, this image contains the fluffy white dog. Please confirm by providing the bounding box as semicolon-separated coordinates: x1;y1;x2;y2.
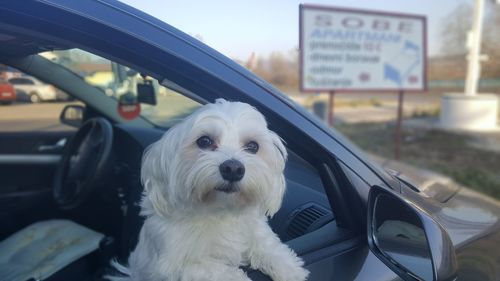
111;99;309;281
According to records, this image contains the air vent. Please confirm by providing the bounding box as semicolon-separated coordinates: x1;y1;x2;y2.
286;203;333;240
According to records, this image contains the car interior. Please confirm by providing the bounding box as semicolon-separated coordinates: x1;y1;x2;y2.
0;30;368;281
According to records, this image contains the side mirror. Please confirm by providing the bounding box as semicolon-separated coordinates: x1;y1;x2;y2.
367;186;457;281
60;104;84;128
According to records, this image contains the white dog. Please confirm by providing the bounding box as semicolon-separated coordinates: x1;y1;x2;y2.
111;99;309;281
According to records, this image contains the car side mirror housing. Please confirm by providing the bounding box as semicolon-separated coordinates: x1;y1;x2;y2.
367;185;457;281
60;104;84;128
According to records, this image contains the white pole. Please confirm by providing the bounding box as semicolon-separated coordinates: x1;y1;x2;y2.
464;0;485;96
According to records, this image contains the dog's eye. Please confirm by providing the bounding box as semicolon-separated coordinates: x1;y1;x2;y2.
196;136;214;149
244;141;259;154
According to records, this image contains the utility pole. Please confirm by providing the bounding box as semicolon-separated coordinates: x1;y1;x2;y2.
464;0;486;97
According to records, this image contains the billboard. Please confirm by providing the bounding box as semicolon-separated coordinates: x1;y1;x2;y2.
300;5;427;92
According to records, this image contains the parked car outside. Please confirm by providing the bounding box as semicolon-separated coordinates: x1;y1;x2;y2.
0;78;16;105
8;76;58;103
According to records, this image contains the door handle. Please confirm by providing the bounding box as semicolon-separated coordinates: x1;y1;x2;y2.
38;138;67;152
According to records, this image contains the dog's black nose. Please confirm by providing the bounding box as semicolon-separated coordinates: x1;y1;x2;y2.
219;159;245;182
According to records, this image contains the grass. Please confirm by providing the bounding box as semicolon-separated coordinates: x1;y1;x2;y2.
410;107;440;118
301;94;383;108
336;122;500;200
336;98;383;108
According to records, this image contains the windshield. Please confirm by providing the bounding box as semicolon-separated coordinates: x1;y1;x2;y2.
44;49;201;127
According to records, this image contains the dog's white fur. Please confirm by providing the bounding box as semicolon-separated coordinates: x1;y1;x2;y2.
111;99;308;281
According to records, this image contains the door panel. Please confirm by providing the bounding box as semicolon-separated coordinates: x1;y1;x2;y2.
0;131;71;154
0;131;73;192
0;131;74;240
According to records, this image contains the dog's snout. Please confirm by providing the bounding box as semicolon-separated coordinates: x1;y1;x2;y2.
219;159;245;182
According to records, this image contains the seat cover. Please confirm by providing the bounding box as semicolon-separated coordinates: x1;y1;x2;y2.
0;219;104;281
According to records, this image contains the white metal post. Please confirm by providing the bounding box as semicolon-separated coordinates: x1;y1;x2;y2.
464;0;485;96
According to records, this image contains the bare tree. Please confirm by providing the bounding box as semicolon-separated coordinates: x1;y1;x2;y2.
483;4;500;53
268;51;290;86
440;3;473;55
250;50;299;90
439;2;500;78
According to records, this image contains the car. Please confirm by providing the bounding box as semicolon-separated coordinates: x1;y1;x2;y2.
8;76;59;103
0;78;15;105
0;1;499;281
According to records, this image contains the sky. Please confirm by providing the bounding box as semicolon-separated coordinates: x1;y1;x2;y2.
119;0;470;60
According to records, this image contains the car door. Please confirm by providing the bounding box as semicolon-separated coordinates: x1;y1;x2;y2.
0;69;79;240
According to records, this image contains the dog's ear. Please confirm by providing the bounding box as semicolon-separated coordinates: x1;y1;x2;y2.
140;140;171;217
264;130;288;217
269;130;287;171
140;124;185;217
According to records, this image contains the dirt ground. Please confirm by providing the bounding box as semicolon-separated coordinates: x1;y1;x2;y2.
336;121;500;200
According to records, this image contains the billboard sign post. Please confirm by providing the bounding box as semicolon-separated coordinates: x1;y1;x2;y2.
299;5;427;158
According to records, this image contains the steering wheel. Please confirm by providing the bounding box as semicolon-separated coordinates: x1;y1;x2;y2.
53;118;113;209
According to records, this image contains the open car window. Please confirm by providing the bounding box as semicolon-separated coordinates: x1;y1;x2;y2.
44;49;202;128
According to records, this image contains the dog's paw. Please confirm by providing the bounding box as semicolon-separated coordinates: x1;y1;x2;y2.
267;256;309;281
274;264;309;281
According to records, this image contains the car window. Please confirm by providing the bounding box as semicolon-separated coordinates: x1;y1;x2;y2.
46;49;203;128
0;67;79;132
9;78;35;85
